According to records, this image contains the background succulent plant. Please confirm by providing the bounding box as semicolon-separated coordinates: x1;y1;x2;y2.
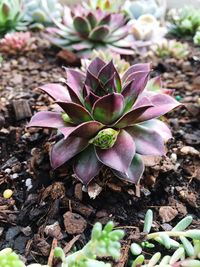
46;6;133;56
0;31;36;54
0;0;28;38
81;50;130;75
123;0;166;20
169;6;200;39
23;0;62;30
28;58;180;185
153;39;189;59
84;0;123;12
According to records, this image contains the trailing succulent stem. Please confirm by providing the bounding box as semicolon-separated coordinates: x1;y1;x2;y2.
131;210;200;267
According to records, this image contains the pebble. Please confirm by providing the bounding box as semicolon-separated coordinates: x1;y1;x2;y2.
25;178;32;190
11;173;19;180
63;211;87;234
6;226;21;241
180;146;199;156
4;168;11;174
170;153;177;163
3;189;13;199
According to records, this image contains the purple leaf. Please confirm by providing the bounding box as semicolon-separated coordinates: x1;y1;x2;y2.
87;12;97;28
139;119;172;141
28;111;66;128
39;84;71;102
126;124;166;155
95;129;135;173
92;93;124;124
112;154;144;184
74;145;102;185
107;44;134;55
64;68;85;98
122;71;150;111
60;121;104;139
98;60;118;85
88;57;106;77
122;63;151;83
50;137;88;169
85;69;101;92
89;25;110;41
99;14;111;25
84;90;100;111
56;102;93;123
134;94;181;123
114;97;153;128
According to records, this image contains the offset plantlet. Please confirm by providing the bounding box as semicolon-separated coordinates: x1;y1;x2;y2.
81;50;130;75
28;58;181;185
0;32;36;54
153;39;189;59
131;210;200;267
0;0;28;37
45;5;133;56
169;6;200;40
0;221;124;267
23;0;62;30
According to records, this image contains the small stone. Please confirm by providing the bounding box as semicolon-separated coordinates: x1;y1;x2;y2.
44;222;63;240
21;226;32;236
63;211;87;234
159;206;178;223
0;227;4;237
11;173;19;180
4;168;11;174
170;153;177;163
3;189;13;199
6;226;21;241
180;146;199;156
25;178;32;190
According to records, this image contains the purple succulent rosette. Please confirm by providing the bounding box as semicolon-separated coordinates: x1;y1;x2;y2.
46;5;133;56
28;58;181;185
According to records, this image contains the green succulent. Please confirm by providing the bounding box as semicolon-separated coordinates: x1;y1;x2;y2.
154;39;189;59
0;0;27;37
169;6;200;40
23;0;62;30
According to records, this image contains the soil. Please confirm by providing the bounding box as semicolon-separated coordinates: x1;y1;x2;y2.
0;35;199;266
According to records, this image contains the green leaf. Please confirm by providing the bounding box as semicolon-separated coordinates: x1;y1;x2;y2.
180;236;195;257
143;209;153;233
131;255;145;267
130;243;142;256
169;247;185;264
172;216;193;231
73;16;91;37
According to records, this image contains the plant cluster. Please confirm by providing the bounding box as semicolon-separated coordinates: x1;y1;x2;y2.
169;6;200;45
131;210;200;267
0;221;124;267
45;6;133;56
28;58;180;185
153;39;189;59
0;31;36;54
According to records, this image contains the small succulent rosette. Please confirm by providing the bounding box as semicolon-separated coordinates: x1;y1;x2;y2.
128;14;167;49
28;58;181;185
45;5;134;56
0;32;36;55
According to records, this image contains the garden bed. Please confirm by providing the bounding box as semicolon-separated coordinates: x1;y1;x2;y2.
0;35;199;266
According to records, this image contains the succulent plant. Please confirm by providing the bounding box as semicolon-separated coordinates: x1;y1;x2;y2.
0;0;28;37
81;50;130;75
169;6;200;39
123;0;166;20
23;0;62;30
84;0;123;12
131;210;200;267
45;6;133;56
0;31;36;54
153;39;189;59
28;58;180;185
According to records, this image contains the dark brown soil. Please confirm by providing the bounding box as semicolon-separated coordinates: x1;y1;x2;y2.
0;35;199;266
